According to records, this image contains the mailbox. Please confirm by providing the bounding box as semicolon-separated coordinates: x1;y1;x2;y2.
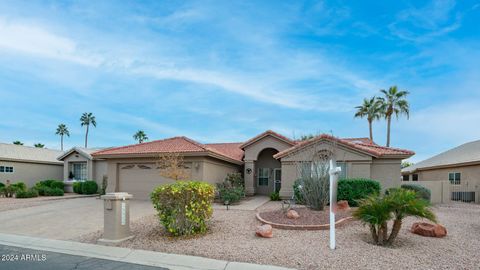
97;192;134;245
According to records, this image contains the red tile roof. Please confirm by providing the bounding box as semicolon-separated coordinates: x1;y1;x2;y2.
240;130;296;149
274;134;414;159
92;137;244;163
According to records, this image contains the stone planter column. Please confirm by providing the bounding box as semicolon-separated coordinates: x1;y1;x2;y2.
244;160;256;196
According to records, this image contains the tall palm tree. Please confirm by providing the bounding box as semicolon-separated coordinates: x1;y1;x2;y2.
378;86;410;147
133;130;148;143
80;112;96;148
34;143;45;148
354;96;382;142
56;124;70;151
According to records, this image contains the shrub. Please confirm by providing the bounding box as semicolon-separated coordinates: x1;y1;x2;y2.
44;187;64;196
293;179;305;204
224;173;244;187
10;182;27;193
353;188;436;246
217;184;244;204
151;181;215;236
34;185;49;196
100;176;108;195
37;179;64;190
81;181;98;195
401;184;431;201
337;178;381;207
16;188;39;198
73;182;83;194
0;182;4;188
270;191;280;201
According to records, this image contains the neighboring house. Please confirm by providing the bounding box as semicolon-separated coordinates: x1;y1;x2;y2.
402;139;480;203
0;143;64;187
57;147;108;186
92;130;413;200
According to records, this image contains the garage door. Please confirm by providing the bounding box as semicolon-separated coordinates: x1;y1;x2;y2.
118;163;174;200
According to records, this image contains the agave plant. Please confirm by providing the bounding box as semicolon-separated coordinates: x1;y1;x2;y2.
354;188;436;246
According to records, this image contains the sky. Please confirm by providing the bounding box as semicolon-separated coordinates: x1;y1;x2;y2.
0;0;479;162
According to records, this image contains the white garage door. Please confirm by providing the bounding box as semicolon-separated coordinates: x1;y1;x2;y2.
118;163;174;200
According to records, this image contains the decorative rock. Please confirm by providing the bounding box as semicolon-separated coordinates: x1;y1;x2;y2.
286;209;300;219
336;200;350;211
411;222;447;238
256;224;273;238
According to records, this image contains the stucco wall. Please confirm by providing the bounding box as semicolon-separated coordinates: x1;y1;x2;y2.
62;153;91;181
201;157;240;185
371;159;402;191
0;160;63;187
93;160;108;185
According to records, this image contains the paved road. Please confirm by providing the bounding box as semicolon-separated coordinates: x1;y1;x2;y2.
0;244;167;270
0;197;155;240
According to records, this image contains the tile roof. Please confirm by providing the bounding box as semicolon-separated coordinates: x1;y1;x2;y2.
402;139;480;173
274;134;414;159
57;147;107;161
92;137;244;163
240;130;296;149
0;143;64;164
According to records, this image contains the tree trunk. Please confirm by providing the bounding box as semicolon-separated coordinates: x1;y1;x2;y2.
386;115;392;147
85;125;89;148
370;225;379;244
368;120;373;142
380;222;388;245
61;135;64;151
387;219;402;245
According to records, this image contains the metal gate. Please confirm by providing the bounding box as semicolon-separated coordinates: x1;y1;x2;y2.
449;180;480;203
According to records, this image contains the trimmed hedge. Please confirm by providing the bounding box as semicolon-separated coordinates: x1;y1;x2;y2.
151;181;215;236
16;188;39;198
401;184;431;201
0;182;4;188
73;181;98;195
337;178;381;207
37;180;64;190
45;187;64;196
11;182;27;193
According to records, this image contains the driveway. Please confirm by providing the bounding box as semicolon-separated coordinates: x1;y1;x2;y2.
0;197;155;240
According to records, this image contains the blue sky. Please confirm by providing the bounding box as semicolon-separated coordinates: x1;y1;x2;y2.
0;0;479;162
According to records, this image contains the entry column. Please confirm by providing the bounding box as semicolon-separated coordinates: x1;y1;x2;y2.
244;160;255;195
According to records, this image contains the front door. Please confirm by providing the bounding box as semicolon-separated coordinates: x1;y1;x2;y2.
274;168;281;193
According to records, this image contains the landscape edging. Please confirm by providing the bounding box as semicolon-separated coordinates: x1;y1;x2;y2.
256;212;353;230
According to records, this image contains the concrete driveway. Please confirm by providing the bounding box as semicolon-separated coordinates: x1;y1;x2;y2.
0;197;155;240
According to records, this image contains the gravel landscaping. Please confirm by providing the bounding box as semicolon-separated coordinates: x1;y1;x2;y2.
258;206;351;226
77;201;480;270
0;193;96;212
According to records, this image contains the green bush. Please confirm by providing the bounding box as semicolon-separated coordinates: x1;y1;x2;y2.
400;184;431;201
224;173;244;187
45;187;64;196
16;188;39;198
293;179;305;204
37;180;64;190
270;191;280;201
337;178;381;207
11;182;27;193
34;185;49;196
0;182;4;188
217;185;244;204
81;181;98;195
73;182;83;194
151;181;215;236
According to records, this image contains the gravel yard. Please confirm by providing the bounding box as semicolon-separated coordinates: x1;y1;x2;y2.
77;201;480;270
0;194;96;212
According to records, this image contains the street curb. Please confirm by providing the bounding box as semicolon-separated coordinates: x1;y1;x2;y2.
0;233;295;270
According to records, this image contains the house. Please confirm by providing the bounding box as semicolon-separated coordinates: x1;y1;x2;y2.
0;143;64;187
402;139;480;203
92;130;414;200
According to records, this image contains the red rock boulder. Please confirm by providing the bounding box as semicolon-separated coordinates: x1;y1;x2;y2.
256;224;273;238
411;222;447;238
336;200;350;211
286;209;300;219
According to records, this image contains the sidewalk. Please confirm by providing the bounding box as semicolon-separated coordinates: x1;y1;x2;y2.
0;233;295;270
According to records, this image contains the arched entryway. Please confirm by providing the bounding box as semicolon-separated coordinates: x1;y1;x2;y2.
255;148;281;195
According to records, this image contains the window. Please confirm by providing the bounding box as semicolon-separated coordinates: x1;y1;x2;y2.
402;175;409;181
72;163;87;180
0;166;14;173
448;172;461;185
412;174;418;181
258;168;269;186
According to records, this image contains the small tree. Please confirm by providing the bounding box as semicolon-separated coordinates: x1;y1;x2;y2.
13;141;23;145
34;143;45;148
157;152;189;181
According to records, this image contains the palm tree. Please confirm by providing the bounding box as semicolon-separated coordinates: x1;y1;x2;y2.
56;124;70;151
133;130;148;143
34;143;45;148
80;112;96;148
354;97;382;142
12;141;23;145
377;86;410;147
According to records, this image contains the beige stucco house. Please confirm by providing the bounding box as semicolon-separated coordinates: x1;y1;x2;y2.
402;139;480;203
92;130;413;200
0;143;64;187
57;147;108;189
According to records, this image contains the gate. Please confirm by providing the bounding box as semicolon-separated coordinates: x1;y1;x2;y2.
449;180;480;203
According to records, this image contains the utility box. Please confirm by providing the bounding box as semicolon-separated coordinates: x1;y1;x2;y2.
97;192;134;245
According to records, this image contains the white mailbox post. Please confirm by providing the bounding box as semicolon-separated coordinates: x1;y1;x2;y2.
329;159;341;250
